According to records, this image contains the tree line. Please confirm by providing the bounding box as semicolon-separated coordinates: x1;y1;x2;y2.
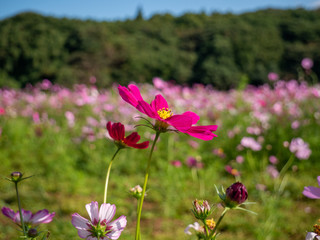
0;8;319;89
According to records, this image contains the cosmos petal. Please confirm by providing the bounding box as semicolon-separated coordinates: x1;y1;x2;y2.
182;111;200;124
166;114;193;131
71;213;90;230
303;186;320;199
86;201;99;225
31;209;55;224
150;94;169;111
99;203;116;224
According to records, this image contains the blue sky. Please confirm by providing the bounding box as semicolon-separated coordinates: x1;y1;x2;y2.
1;0;320;21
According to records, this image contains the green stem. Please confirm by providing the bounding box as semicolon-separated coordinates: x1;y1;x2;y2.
15;182;27;237
274;154;295;194
137;200;141;240
135;132;161;240
104;148;121;203
279;154;295;178
207;208;228;240
202;219;209;238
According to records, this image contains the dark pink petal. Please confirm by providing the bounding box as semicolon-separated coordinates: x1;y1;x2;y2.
127;141;149;149
182;111;200;125
166;114;193;131
185;125;218;141
99;203;116;224
125;132;140;144
317;176;320;186
30;209;55;224
127;84;144;101
106;122;115;140
107;215;127;240
136;100;158;119
86;201;99;225
71;213;90;230
150;94;169;111
118;85;140;107
113;123;125;141
1;207;15;220
303;186;320;199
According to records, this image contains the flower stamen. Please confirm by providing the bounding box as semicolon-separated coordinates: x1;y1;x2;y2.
313;221;320;235
157;108;173;120
206;218;216;230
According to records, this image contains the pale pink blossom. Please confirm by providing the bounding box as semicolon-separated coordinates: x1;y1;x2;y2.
72;201;126;240
289;138;312;160
240;137;262;151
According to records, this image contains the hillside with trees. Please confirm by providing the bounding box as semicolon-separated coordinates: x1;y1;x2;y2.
0;8;319;89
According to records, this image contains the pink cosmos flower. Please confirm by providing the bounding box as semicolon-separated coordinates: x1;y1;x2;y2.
118;84;218;140
266;165;279;179
1;207;55;226
301;58;313;70
40;79;52;90
268;72;279;82
65;111;75;127
106;122;149;149
236;155;244;164
185;157;204;169
71;201;127;240
32;112;40;124
240;137;262;151
303;176;320;199
289;138;311;160
0;107;5;115
269;155;278;165
170;160;182;167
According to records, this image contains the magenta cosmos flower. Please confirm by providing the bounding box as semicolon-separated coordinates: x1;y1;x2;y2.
72;201;127;240
107;121;149;149
1;207;55;226
118;84;218;140
303;176;320;199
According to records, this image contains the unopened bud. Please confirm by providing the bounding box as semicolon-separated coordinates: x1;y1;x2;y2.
192;200;211;220
225;182;248;206
130;185;144;199
28;228;38;238
10;172;23;182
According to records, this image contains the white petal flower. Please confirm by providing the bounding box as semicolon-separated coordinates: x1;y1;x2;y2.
184;222;201;235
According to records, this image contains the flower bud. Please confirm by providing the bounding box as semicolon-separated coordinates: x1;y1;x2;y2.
225;182;248;206
130;185;144;199
28;228;38;238
192;200;211;220
10;172;23;182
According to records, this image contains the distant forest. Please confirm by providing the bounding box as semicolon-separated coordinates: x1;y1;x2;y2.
0;9;319;89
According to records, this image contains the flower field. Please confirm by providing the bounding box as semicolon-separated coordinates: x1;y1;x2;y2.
1;76;320;239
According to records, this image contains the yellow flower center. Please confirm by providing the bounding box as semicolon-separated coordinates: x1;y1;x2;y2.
206;218;216;230
157;108;173;120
